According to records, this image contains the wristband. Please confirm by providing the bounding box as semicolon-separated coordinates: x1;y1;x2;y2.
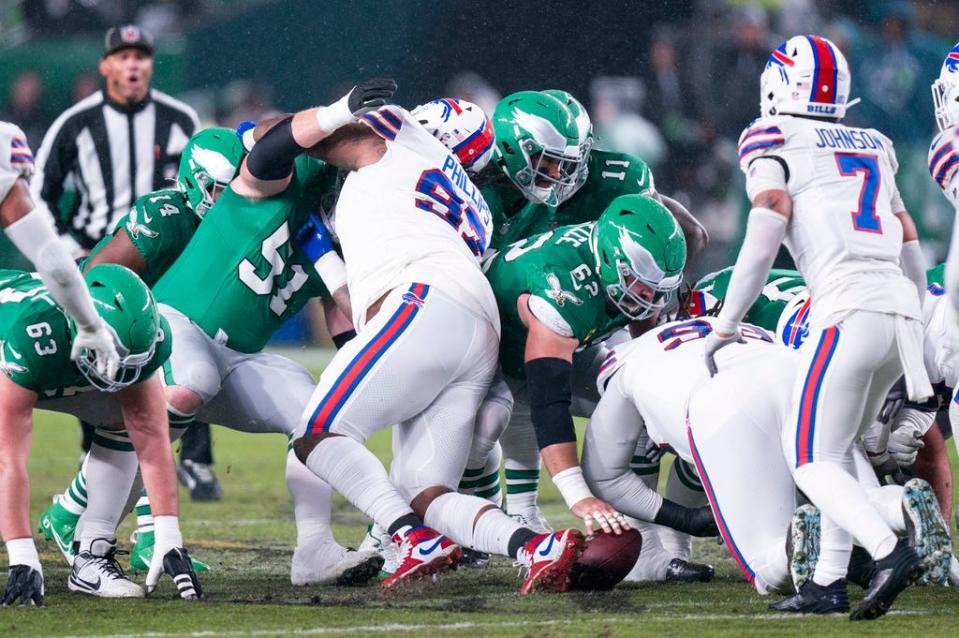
154;515;183;548
552;465;593;509
6;537;41;571
314;94;355;134
313;252;348;293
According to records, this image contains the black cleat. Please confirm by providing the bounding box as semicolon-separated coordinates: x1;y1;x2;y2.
849;539;921;621
459;547;491;568
664;558;714;583
769;579;849;614
177;460;223;502
846;545;876;589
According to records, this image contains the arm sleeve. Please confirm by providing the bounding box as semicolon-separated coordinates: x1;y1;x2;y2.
4;208;100;330
582;374;664;521
900;240;928;303
713;208;788;335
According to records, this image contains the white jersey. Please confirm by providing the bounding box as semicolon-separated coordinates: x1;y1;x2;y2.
603;317;796;461
739;115;919;325
335;105;498;331
0;121;34;202
922;287;959;390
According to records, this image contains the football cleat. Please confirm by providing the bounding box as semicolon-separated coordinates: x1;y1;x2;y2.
787;504;821;591
948;554;959;588
850;538;921;621
38;500;79;565
901;478;951;585
381;527;461;589
177;460;223;502
664;558;714;583
769;579;849;614
291;540;383;586
509;506;553;535
515;529;586;594
845;545;876;589
129;530;209;574
459;548;492;568
357;523;402;577
68;538;144;598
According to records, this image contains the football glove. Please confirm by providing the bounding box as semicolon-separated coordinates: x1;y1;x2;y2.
296;213;335;262
347;78;397;116
2;565;44;607
70;317;121;381
146;547;203;600
703;329;745;377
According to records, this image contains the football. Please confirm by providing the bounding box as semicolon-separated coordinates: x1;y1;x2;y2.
569;528;643;591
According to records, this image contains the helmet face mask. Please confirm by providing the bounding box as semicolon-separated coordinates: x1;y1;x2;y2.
493;91;583;207
932;44;959;131
590;194;686;321
73;264;163;392
177;128;245;219
542;89;593;201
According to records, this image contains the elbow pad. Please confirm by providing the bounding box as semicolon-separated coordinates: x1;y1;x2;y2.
525;357;575;449
245;117;303;181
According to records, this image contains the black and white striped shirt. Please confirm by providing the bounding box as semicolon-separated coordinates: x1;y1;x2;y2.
31;88;199;249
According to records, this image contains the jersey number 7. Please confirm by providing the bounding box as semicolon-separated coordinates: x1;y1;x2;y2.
835;153;882;235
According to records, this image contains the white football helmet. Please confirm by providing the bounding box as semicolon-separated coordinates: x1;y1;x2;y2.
412;97;494;174
774;290;812;350
759;35;853;120
932;43;959;132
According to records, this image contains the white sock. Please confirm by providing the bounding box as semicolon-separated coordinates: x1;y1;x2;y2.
134;491;153;535
865;485;906;533
460;442;502;507
794;461;898;560
77;429;140;552
423;492;521;556
812;512;852;586
624;517;670;581
285;448;335;545
303;436;413;530
58;455;89;516
501;419;541;515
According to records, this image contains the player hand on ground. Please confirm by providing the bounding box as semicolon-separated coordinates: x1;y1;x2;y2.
703;329;744;377
2;565;44;607
571;497;630;536
346;78;397;116
296;212;335;262
146;547;203;600
70;318;121;381
888;426;925;467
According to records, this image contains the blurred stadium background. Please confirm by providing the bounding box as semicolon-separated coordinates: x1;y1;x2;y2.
1;0;957;346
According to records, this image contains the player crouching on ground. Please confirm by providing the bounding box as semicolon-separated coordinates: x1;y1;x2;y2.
1;265;200;605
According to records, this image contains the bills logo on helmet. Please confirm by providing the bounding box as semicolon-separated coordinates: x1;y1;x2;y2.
945;45;959;73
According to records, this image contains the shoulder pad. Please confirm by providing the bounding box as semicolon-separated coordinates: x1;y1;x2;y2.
738;116;786;170
358;105;407;141
929;126;959;189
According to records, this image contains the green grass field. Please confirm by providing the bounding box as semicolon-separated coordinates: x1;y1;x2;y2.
3;353;959;637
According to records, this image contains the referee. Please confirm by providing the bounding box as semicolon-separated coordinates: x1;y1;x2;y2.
31;24;222;501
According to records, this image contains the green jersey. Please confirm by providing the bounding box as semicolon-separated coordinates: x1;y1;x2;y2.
694;267;807;332
483;150;655;251
0;270;170;397
84;189;198;288
927;262;945;289
486;223;628;378
152;156;337;353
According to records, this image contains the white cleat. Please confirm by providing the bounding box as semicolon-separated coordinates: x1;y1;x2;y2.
509;506;553;535
901;478;951;585
68;538;144;598
291;539;383;586
357;523;401;576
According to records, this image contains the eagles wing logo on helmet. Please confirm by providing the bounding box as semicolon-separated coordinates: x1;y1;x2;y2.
511;110;570;151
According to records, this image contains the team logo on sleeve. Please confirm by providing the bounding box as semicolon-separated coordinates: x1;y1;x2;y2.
545;273;581;307
0;340;28;375
125;206;159;240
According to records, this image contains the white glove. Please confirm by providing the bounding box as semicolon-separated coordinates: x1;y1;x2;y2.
887;407;934;467
70;318;120;380
703;329;744;377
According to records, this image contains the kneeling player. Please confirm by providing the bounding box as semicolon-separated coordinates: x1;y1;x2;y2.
0;265;200;605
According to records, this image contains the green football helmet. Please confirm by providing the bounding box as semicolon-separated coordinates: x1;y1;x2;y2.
492;91;583;207
590;194;686;320
542;89;593;198
177;127;245;219
74;264;163;392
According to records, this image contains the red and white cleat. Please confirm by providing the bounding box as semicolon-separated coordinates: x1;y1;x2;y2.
380;527;462;589
516;529;586;594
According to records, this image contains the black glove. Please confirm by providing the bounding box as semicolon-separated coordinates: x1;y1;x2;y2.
151;548;203;600
347;78;397;116
2;565;44;607
655;501;719;537
877;377;906;424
